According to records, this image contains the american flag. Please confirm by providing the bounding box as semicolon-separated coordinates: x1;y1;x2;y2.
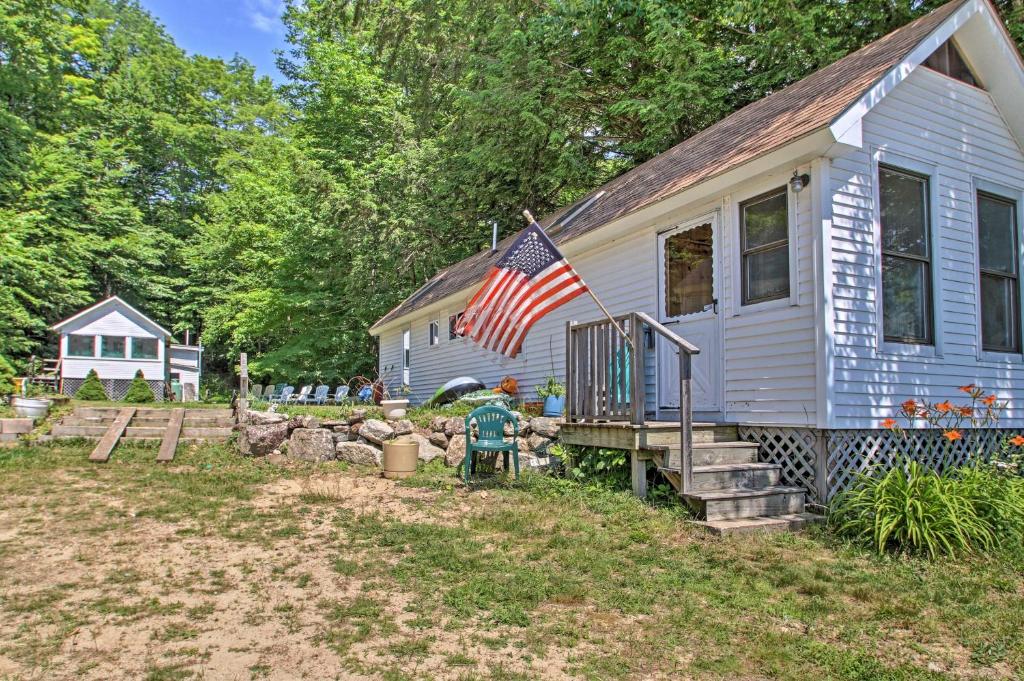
456;220;588;358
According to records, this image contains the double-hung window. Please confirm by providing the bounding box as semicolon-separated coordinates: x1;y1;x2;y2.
977;191;1020;353
131;337;159;359
740;188;790;305
67;335;95;357
879;166;933;344
428;320;440;346
100;335;127;358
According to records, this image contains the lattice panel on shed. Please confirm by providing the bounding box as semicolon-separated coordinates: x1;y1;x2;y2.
66;378;165;401
738;426;820;503
825;428;1022;501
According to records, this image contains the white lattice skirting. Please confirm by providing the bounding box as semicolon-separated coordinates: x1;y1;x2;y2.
64;378;166;402
738;426;1024;504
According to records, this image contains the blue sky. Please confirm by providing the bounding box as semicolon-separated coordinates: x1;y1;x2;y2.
139;0;290;82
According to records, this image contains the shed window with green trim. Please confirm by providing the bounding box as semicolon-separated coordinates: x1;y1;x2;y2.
100;336;127;358
131;337;160;359
67;335;95;357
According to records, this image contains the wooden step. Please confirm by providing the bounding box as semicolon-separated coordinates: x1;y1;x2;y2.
53;424;233;441
157;409;185;462
691;512;824;536
648;441;759;467
684;486;806;521
89;407;135;463
664;462;781;492
642;424;740;447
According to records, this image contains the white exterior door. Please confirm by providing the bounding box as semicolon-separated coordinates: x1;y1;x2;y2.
402;328;411;386
657;214;722;414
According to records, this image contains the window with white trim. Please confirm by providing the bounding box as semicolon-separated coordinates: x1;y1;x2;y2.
879;165;933;345
428;320;439;346
977;191;1020;353
67;335;95;357
739;187;789;305
131;337;159;359
100;335;127;358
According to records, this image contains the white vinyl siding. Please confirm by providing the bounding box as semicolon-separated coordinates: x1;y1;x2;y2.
829;66;1024;427
59;304;167;380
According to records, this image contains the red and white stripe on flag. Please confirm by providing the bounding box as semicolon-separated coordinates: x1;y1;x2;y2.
456;221;588;358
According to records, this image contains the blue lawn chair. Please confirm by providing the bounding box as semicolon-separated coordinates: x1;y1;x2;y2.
329;386;350;404
269;385;294;404
463;405;520;483
301;385;330;405
289;385;312;403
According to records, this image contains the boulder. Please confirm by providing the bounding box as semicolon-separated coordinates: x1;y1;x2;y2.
336;441;382;466
392;419;414;436
347;409;367;425
238;422;289;457
287;428;336;462
528;433;552;454
444;417;466;438
428;431;449;449
332;424;350;434
445;434;467;467
321;419;346;429
429;416;447;433
332;432;348;444
360;419;395;445
406;433;445;463
247;410;286;425
348;422;362;440
529;417;561;438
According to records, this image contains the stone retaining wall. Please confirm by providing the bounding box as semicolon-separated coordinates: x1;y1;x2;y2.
237;409;561;472
0;418;34;444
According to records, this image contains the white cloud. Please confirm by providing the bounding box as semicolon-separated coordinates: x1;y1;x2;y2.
244;0;285;34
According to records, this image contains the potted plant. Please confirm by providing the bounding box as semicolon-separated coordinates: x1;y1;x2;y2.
537;375;566;417
10;383;52;420
382;435;419;479
381;383;412;419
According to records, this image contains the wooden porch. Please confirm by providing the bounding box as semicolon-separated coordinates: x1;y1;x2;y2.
564;313;818;534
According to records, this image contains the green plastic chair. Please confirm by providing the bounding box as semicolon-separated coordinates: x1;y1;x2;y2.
463;405;520;483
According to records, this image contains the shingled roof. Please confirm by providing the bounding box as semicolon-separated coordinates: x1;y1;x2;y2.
371;0;968;332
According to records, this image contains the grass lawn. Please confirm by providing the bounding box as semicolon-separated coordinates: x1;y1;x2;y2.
0;442;1020;680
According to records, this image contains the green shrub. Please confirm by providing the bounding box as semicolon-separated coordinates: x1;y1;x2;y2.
124;370;155;403
0;355;16;398
831;458;1024;558
75;369;108;401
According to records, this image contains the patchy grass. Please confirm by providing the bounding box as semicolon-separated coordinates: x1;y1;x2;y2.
0;440;1019;679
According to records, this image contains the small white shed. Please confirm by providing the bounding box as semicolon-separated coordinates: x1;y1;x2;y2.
169;344;203;402
52;297;174;401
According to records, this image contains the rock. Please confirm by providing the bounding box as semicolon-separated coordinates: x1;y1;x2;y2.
529;417;561;438
332;432;348;444
528;433;552;454
406;433;445;463
360;419;395;445
335;441;382;466
238;422;289;457
321;419;346;429
516;436;532;453
444;417;466;438
297;415;321;429
332;424;350;434
393;419;414;436
287;428;336;462
347;409;367;425
348;423;362;441
429;416;447;433
247;410;286;425
428;431;449;449
445;434;467;467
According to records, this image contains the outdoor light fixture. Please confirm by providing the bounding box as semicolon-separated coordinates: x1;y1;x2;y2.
790;171;811;193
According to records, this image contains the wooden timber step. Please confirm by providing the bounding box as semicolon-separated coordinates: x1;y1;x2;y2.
157;409;184;462
88;407;135;463
684;486;807;521
695;513;824;536
659;462;782;492
646;441;759;466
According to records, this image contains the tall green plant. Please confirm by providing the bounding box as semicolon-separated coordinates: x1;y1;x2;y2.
124;370;155;403
75;369;108;401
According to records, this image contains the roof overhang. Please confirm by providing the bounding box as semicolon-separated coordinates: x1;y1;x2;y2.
50;296;173;338
831;0;1024;152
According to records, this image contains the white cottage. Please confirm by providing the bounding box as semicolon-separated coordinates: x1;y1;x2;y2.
52;297;202;402
371;0;1024;513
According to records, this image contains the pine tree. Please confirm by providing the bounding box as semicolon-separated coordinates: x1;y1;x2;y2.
75;369;108;401
124;370;155;403
0;355;16;398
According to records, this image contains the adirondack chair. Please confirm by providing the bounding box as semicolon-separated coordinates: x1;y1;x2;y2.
463;405;520;483
289;385;312;403
300;385;330;405
249;384;265;402
269;386;294;404
264;384;283;402
328;386;350;404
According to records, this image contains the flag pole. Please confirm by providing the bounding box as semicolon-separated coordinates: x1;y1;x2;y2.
523;210;634;348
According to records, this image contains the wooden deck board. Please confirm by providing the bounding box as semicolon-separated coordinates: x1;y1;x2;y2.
156;408;185;462
88;407;136;463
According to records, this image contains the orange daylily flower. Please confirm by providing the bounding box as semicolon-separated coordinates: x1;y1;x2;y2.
982;394;998;406
943;429;963;442
901;399;917;415
1010;435;1024;447
881;418;897;430
935;401;953;413
960;384;976;394
958;406;973;417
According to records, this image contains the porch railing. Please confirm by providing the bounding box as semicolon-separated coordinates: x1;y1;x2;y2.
565;312;700;494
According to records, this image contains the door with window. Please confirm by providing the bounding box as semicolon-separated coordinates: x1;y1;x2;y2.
401;328;411;386
657;215;722;415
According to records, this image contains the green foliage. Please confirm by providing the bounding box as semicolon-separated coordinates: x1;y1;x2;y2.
830;459;1024;559
536;376;565;400
0;355;16;398
124;369;155;403
555;444;630;490
75;369;108;401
